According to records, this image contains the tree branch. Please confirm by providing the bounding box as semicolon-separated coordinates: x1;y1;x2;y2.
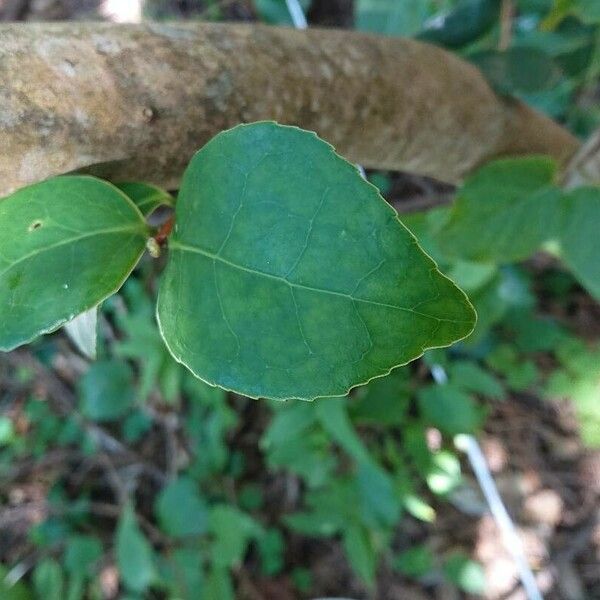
0;22;579;197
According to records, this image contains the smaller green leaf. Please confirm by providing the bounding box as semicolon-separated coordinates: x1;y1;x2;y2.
443;552;486;594
558;187;600;300
32;559;64;600
257;528;285;576
417;0;500;48
79;360;135;421
64;535;103;577
355;0;431;37
448;360;504;399
426;450;461;495
438;156;560;262
342;524;377;586
163;548;203;598
155;477;207;538
208;506;261;568
471;47;562;94
115;504;156;593
0;176;148;351
417;384;483;434
393;544;434;578
115;182;174;217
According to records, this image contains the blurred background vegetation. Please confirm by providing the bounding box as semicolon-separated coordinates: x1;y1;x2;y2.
0;0;599;599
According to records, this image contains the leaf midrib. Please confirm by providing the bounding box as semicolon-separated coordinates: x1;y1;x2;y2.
0;225;144;280
170;240;472;325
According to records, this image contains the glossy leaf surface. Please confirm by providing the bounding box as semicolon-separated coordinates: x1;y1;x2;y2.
0;177;148;350
158;123;475;400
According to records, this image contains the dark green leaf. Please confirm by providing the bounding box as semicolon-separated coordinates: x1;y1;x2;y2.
0;176;148;350
355;0;431;37
116;504;156;593
342;524;377;586
471;47;562;94
438;156;561;262
208;505;260;568
64;535;102;577
393;544;434;577
79;360;136;421
32;559;64;600
417;0;500;48
155;477;207;538
417;384;484;434
158;122;475;401
558;187;600;299
115;182;174;217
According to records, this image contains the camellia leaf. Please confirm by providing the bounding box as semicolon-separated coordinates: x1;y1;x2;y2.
115;182;174;217
0;176;148;351
157;122;475;401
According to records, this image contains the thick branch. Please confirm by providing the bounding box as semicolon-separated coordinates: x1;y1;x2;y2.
0;22;579;196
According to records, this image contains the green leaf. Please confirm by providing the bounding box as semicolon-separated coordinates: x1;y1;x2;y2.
163;548;203;598
79;360;136;421
417;384;484;434
342;524;377;586
32;559;64;600
63;535;103;577
558;187;600;299
448;360;504;400
115;182;174;217
355;0;431;37
155;477;207;538
208;505;261;568
471;47;562;94
158;122;475;401
438;156;561;262
351;369;411;426
115;504;156;593
443;552;486;594
417;0;500;48
393;544;434;578
0;176;148;351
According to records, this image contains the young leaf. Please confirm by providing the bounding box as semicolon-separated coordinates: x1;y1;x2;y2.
157;122;475;401
115;504;156;593
115;182;174;217
0;176;148;351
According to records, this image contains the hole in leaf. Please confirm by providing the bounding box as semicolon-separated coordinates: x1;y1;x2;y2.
28;220;43;232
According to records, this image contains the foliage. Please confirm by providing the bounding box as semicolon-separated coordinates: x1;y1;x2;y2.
1;0;599;598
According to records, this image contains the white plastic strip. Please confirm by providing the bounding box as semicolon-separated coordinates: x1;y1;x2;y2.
285;0;308;29
431;365;543;600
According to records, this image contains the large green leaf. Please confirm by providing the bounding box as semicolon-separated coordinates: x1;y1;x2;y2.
158;122;475;401
0;176;148;351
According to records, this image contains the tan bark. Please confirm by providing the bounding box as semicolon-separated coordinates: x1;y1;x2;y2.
0;22;579;197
